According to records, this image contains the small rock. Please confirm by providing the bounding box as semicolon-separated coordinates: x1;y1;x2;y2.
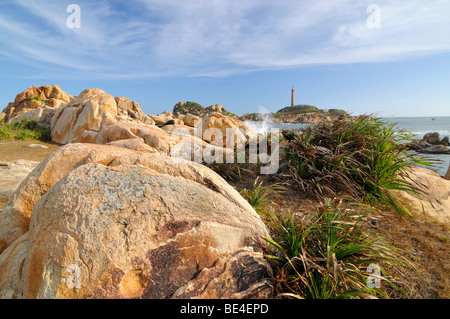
27;144;48;149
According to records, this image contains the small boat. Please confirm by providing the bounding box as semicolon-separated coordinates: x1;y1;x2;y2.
431;118;436;121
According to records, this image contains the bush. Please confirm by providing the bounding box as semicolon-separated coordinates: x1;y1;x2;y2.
174;101;205;116
277;105;319;114
283;115;429;216
264;200;405;299
0;118;51;141
239;178;285;215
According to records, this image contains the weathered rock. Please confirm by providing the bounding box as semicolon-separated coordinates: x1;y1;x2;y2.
407;139;450;154
397;166;450;224
115;96;155;125
106;138;158;153
177;114;186;122
0;233;28;299
206;104;223;113
96;122;181;154
0;144;136;252
161;111;173;117
0;160;40;199
1;103;15;121
148;114;174;126
0;143;258;253
162;123;195;135
201;112;246;147
423;132;440;145
13;85;71;106
50;88;117;144
440;136;449;146
2;85;72;123
417;145;450;155
171;248;272;299
407;139;432;151
0;143;272;299
8;108;56;126
184;113;201;127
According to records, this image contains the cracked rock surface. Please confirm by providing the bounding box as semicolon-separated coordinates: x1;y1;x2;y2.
0;143;272;299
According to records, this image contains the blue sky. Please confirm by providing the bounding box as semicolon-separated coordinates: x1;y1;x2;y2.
1;0;450;117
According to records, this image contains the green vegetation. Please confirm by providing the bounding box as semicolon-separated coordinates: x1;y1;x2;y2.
30;96;49;106
264;199;405;299
233;115;433;298
327;108;348;116
0;118;51;141
283;115;428;216
241;105;348;123
239;179;284;215
173;101;236;117
175;101;204;115
277;104;320;114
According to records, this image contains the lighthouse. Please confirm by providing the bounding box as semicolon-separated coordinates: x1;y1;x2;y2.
291;87;295;107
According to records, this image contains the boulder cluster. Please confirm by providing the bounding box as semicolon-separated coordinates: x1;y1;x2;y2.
0;85;272;299
1;85;258;155
407;132;450;155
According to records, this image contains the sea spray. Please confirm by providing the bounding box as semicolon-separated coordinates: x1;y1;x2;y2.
244;106;276;135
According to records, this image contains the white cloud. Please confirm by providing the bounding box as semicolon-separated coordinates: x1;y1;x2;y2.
0;0;449;78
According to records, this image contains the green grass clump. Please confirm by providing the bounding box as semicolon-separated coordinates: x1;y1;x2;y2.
283;115;429;216
264;200;405;299
0;118;51;141
239;178;285;215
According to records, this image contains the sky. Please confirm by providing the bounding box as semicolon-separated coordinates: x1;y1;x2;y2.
0;0;450;117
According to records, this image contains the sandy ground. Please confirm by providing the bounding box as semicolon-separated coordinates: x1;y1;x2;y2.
0;140;61;162
0;140;62;210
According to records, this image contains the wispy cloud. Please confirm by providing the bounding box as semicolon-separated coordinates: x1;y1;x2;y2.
0;0;449;79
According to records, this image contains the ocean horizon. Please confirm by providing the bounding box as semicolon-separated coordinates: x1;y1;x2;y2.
244;116;450;177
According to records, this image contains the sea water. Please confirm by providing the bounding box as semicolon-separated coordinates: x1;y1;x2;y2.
245;116;450;177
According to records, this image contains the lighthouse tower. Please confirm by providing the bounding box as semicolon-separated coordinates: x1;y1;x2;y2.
291;87;295;107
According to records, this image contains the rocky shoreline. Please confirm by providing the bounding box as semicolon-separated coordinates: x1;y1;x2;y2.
0;85;272;298
1;85;449;299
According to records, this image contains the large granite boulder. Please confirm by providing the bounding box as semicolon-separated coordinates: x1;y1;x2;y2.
115;96;155;125
50;88;118;144
183;113;201;127
0;144;272;299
